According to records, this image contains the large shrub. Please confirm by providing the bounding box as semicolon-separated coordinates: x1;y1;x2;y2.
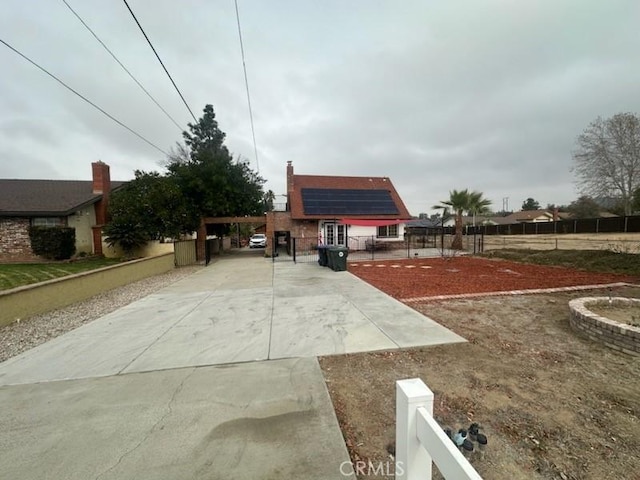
28;226;76;260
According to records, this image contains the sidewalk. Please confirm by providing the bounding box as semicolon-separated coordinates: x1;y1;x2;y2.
0;254;465;479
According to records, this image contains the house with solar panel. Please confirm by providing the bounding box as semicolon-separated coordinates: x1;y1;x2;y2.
266;162;412;253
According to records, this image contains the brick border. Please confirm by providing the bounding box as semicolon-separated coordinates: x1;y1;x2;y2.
568;297;640;356
401;282;634;303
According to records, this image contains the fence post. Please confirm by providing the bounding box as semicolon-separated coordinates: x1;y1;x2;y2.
624;216;628;233
396;379;433;480
371;235;375;261
473;228;477;254
292;238;296;263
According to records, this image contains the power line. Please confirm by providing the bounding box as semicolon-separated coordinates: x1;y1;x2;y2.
122;0;197;124
61;0;184;132
0;37;168;156
234;0;260;173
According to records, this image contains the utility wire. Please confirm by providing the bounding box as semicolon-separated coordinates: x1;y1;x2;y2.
234;0;260;173
122;0;197;124
0;37;168;155
61;0;184;132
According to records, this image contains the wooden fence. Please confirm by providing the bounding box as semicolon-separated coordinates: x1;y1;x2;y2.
174;239;197;266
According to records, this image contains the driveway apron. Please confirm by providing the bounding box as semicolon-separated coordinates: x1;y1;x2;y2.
0;253;465;479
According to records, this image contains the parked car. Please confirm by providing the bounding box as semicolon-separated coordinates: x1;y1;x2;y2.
249;233;267;248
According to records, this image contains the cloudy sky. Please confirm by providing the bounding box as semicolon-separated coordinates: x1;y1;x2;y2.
1;0;639;216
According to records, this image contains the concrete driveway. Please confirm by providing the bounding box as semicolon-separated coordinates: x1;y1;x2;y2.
0;254;465;479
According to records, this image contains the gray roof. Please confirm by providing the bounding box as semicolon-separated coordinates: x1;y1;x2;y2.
406;218;439;228
0;179;126;216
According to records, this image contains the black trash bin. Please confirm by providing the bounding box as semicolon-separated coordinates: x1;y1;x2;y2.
328;246;349;271
317;245;329;267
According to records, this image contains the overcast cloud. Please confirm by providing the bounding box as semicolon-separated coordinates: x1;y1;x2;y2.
1;0;639;215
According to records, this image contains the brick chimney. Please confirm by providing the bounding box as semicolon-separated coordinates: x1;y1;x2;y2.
286;161;294;211
286;161;294;195
91;161;111;256
92;161;111;195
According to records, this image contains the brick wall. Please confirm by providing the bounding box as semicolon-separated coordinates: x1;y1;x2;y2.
267;212;319;243
0;218;38;262
569;297;640;356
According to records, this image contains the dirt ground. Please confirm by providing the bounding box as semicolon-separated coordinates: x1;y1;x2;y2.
320;258;640;480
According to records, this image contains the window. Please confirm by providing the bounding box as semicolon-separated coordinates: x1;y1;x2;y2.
31;217;65;227
377;224;398;238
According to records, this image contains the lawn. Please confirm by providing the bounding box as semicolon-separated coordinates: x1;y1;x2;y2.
0;258;122;291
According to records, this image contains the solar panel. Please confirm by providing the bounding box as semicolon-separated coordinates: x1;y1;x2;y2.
301;188;399;215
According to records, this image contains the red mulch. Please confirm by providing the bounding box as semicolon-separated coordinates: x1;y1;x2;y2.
348;256;637;300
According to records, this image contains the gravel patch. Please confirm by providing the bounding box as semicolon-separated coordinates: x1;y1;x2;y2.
0;266;203;363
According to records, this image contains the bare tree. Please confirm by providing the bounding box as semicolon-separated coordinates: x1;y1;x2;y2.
572;112;640;215
159;142;191;169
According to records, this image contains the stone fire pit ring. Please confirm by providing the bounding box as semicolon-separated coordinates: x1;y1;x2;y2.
569;297;640;356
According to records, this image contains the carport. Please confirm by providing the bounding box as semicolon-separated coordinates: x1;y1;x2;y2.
196;216;267;261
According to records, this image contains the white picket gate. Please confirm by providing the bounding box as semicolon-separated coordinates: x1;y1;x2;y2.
396;378;483;480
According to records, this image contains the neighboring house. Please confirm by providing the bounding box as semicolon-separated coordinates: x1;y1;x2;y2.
443;210;567;227
405;218;439;232
504;209;556;223
0;162;123;262
267;162;411;248
442;215;510;227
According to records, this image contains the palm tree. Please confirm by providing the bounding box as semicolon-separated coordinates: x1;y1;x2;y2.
263;189;276;212
467;190;492;226
433;189;491;250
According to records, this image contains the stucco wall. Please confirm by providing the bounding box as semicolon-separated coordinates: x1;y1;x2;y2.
0;253;175;327
66;205;97;254
341;223;406;240
102;239;175;258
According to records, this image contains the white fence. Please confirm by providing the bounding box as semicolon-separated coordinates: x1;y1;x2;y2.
396;378;483;480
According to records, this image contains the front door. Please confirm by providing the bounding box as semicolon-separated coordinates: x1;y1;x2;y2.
324;223;345;246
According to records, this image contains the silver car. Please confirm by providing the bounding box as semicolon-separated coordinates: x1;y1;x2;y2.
249;234;267;248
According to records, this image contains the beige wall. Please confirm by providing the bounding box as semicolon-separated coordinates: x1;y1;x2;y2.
102;239;175;258
0;253;175;327
66;205;97;254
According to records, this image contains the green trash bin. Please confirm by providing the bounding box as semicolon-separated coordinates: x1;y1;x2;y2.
317;245;330;267
328;246;348;271
326;246;335;270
